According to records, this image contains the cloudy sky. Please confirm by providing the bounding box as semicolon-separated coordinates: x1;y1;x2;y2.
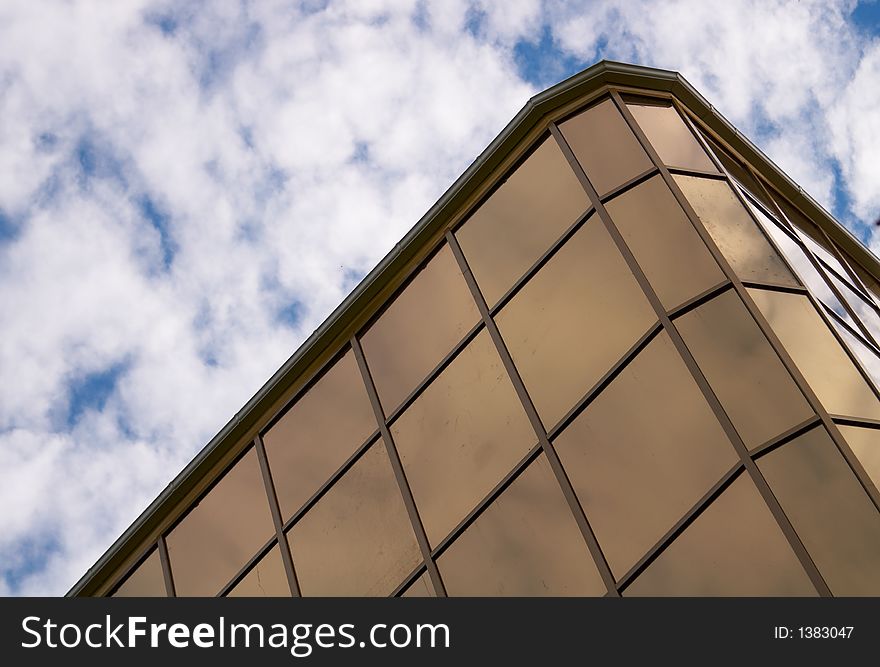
1;0;879;596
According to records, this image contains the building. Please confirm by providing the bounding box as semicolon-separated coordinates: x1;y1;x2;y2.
70;61;880;597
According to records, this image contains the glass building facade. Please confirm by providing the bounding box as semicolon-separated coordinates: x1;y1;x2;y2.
74;62;880;598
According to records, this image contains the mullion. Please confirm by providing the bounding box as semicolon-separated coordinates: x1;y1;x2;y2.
446;229;620;597
255;434;300;596
824;304;880;358
648;92;880;539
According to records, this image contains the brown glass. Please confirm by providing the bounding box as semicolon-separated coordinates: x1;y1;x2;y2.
674;175;797;286
758;427;880;595
837;425;880;493
675;289;813;450
438;454;605;596
263;349;377;521
554;331;737;578
455;138;590;307
627;103;717;172
401;571;434;597
605;175;725;308
390;330;535;547
559;98;653;196
112;547;165;597
287;440;421;596
624;474;816;596
360;244;480;414
227;544;289;597
749;288;880;419
496;218;657;429
166;447;275;596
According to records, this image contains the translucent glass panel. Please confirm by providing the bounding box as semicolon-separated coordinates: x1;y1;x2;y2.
455;138;590;307
758;427;880;595
627;103;717;172
554;332;737;579
826;271;880;341
831;320;880;389
676;290;813;450
227;545;289;597
263;349;377;521
674;175;797;286
624;474;816;596
401;571;434;597
496;219;656;429
288;440;421;596
390;330;535;547
438;455;605;596
559;98;653;196
837;425;880;493
112;548;165;597
605;175;724;308
360;244;480;414
749;288;880;419
166;447;275;596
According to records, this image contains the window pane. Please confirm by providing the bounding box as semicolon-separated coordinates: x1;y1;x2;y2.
455;137;591;307
401;571;434;597
288;440;421;596
496;219;657;429
676;289;813;450
554;331;738;578
264;349;377;522
166;447;275;597
624;474;816;596
627;103;717;172
438;455;605;596
112;547;165;597
391;330;535;547
749;288;880;420
227;545;289;597
559;98;653;197
361;244;480;415
674;175;797;286
758;427;880;595
836;425;880;495
605;175;725;308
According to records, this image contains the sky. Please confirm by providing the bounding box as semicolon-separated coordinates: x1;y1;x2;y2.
1;0;880;596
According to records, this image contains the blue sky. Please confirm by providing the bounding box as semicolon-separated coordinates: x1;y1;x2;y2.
1;0;880;595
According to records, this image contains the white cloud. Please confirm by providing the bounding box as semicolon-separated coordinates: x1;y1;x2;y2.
0;0;877;595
